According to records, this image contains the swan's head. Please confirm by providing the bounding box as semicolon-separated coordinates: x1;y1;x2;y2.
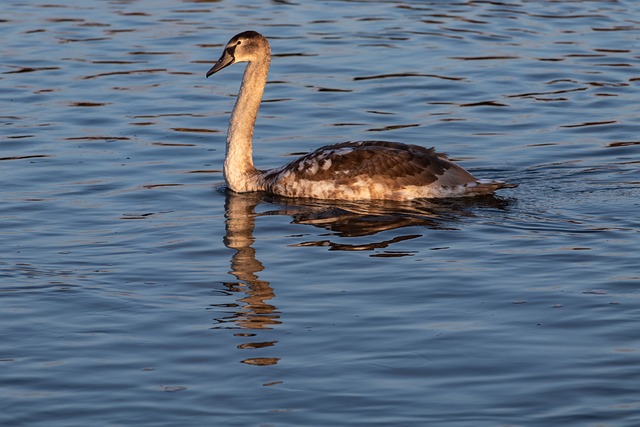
206;31;270;78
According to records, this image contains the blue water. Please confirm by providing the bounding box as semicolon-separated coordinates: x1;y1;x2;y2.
2;1;639;426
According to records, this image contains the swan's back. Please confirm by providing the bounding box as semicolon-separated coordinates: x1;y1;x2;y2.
261;140;511;201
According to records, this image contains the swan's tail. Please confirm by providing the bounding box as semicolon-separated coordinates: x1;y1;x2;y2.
463;179;518;196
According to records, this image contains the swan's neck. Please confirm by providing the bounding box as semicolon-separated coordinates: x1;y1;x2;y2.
224;56;270;192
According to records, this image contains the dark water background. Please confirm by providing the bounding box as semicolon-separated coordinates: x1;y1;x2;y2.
1;1;639;426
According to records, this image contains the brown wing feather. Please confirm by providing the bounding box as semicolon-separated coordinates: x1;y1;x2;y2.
279;140;476;187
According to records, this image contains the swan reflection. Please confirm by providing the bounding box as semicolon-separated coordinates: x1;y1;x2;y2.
221;192;279;330
216;191;508;332
214;190;512;365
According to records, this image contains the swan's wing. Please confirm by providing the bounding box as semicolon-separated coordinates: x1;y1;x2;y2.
279;140;477;187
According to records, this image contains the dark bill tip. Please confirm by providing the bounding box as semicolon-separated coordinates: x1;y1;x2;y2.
206;51;235;78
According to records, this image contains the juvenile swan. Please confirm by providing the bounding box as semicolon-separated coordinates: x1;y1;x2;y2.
206;30;516;200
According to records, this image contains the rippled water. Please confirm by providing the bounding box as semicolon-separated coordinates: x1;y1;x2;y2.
2;1;640;426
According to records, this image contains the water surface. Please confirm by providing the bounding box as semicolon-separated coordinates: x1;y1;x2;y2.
1;1;640;426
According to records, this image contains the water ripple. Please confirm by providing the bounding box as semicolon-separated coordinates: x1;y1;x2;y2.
1;1;639;426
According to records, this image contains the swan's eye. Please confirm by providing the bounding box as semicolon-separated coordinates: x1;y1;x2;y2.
237;40;242;46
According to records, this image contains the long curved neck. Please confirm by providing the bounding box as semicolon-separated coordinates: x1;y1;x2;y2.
224;56;270;192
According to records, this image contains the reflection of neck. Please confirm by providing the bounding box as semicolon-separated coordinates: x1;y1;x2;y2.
224;193;278;329
224;192;263;283
224;56;270;193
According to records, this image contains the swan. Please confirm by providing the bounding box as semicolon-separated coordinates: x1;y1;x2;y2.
206;30;516;201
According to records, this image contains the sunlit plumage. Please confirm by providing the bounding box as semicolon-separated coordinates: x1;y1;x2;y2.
206;30;516;201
